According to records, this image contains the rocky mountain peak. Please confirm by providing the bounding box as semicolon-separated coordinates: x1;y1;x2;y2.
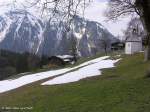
0;9;118;57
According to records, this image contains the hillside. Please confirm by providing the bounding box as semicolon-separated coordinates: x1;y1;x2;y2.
0;53;150;112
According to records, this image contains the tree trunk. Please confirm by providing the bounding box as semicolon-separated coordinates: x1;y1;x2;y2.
144;45;150;61
143;18;150;61
105;47;107;55
144;33;150;61
136;0;150;61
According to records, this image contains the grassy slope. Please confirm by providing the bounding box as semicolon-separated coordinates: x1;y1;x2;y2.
0;53;150;112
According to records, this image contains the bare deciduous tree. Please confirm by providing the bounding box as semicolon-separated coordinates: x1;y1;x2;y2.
98;32;110;55
69;36;78;62
105;0;140;21
23;0;91;60
101;39;108;55
106;0;150;61
24;0;92;26
124;17;145;40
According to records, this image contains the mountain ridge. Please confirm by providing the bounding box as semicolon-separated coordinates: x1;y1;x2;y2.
0;9;119;57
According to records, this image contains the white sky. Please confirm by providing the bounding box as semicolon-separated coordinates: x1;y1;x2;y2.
0;0;131;37
84;0;131;36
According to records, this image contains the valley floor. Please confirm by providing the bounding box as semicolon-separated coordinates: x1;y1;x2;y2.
0;53;150;112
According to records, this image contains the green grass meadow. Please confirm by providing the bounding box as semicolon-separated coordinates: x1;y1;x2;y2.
0;53;150;112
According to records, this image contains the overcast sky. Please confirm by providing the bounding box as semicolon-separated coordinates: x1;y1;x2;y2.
84;0;131;37
0;0;131;37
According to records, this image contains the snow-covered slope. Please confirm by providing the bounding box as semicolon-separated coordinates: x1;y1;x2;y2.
0;10;119;56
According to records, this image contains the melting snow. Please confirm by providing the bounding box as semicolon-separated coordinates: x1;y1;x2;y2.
42;59;120;85
0;56;120;93
0;68;70;93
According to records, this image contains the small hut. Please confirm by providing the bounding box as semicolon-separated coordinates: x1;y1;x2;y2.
48;55;74;67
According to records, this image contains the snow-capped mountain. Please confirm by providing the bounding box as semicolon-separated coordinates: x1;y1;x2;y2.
0;9;118;57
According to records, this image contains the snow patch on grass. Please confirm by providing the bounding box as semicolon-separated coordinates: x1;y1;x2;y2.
0;56;109;93
41;59;120;85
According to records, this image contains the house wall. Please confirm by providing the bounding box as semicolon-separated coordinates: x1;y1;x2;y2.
125;42;132;54
125;42;142;54
131;42;142;53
